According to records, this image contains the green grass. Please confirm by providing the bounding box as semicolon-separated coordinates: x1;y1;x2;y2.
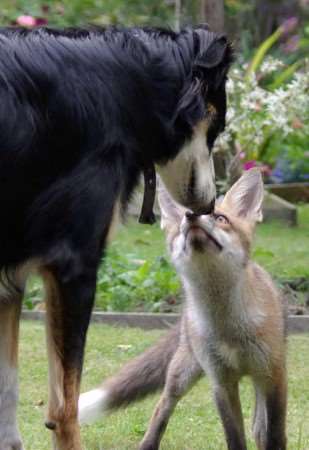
254;205;309;279
19;321;309;450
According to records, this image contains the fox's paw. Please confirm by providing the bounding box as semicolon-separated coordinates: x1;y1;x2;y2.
139;439;159;450
0;436;24;450
0;423;23;450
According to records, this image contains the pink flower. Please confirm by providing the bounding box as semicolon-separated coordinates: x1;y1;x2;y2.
243;161;257;171
34;17;48;26
16;15;36;27
280;17;298;36
283;35;300;53
291;117;303;129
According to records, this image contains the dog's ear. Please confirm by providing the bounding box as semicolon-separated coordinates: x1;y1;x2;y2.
174;28;233;128
221;169;264;223
195;34;228;69
193;28;233;90
158;181;184;231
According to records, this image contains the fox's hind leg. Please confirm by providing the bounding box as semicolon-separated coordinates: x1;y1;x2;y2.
42;256;98;450
0;275;24;450
139;343;202;450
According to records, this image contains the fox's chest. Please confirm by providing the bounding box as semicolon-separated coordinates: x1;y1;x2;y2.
216;342;241;370
191;327;269;377
207;336;270;378
186;303;270;376
197;336;247;371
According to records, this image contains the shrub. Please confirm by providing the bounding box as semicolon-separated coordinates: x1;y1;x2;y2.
0;0;174;28
95;248;180;312
216;56;309;182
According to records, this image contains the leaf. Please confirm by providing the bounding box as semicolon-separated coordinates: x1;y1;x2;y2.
246;27;283;79
269;60;303;90
133;238;150;246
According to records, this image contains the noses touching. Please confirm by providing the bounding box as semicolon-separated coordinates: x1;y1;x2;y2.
185;197;215;221
185;211;199;222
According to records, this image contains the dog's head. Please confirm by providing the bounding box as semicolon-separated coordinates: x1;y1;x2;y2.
158;169;264;278
156;25;233;214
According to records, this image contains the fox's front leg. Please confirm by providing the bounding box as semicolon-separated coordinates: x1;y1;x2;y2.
139;344;202;450
213;380;247;450
252;367;287;450
265;367;287;450
252;385;267;450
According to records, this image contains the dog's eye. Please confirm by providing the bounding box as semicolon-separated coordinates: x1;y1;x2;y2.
215;214;229;225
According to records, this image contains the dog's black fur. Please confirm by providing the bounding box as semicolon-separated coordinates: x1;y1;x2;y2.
0;24;232;445
0;25;232;274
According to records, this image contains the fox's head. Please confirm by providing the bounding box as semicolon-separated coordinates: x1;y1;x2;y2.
158;169;264;277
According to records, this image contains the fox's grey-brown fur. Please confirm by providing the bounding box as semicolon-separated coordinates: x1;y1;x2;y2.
78;323;186;423
100;324;181;410
79;169;287;450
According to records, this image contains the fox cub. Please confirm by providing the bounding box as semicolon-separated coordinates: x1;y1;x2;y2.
79;169;287;450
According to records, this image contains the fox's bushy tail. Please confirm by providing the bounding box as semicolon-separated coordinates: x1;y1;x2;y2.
79;323;180;424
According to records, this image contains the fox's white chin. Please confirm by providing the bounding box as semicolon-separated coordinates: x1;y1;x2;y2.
186;228;209;252
185;226;223;253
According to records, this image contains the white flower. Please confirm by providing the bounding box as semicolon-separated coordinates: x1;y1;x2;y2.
219;57;309;160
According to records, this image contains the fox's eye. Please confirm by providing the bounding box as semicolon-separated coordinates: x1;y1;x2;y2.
215;214;229;225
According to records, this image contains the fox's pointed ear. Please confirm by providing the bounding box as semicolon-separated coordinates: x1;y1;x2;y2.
221;169;264;222
158;182;184;231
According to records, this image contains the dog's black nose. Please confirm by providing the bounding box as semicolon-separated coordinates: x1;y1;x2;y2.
187;198;215;218
185;211;198;222
196;198;215;215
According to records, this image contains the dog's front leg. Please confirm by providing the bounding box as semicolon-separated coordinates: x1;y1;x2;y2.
0;289;23;450
43;264;97;450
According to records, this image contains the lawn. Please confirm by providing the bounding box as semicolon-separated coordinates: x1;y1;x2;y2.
19;321;309;450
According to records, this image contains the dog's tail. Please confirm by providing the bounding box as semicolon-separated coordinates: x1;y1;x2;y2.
78;323;180;424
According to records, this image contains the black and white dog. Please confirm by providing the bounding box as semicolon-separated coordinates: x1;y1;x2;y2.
0;25;232;450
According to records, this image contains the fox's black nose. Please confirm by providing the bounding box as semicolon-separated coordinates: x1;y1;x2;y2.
185;211;198;222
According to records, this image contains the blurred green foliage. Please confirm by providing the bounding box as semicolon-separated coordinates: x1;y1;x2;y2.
0;0;175;27
96;250;180;312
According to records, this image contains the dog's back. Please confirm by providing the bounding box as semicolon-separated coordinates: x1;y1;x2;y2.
0;27;188;269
